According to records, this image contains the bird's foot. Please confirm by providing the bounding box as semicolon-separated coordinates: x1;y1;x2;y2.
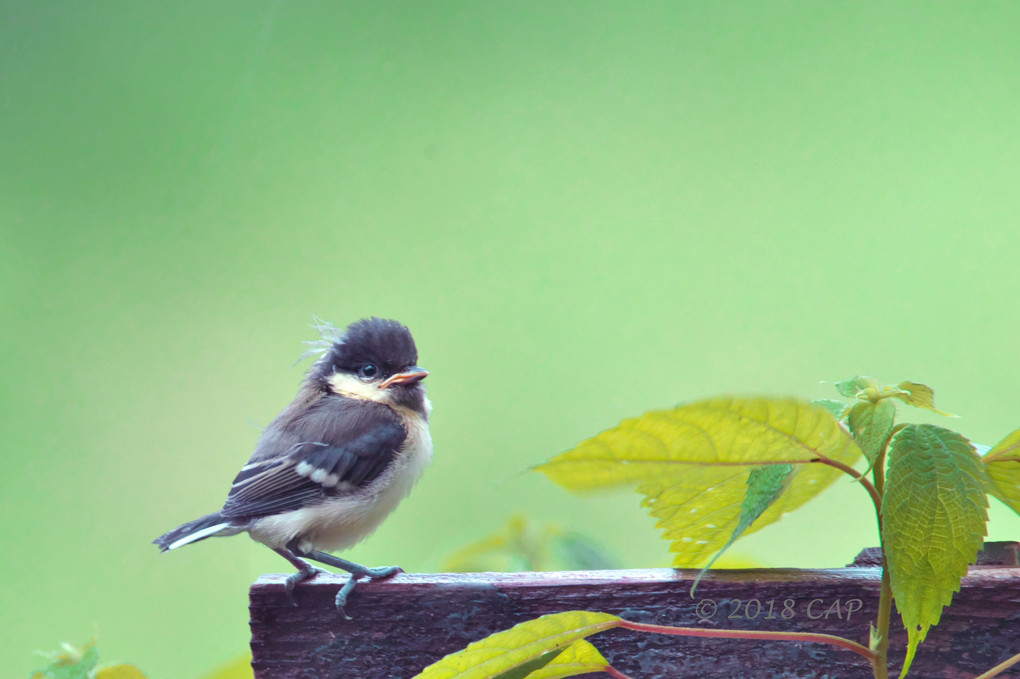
364;564;402;579
283;565;327;607
334;565;402;619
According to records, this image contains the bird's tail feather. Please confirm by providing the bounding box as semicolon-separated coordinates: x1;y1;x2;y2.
154;512;233;552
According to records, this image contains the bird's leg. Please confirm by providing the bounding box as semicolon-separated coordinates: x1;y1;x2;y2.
273;547;327;607
286;539;401;619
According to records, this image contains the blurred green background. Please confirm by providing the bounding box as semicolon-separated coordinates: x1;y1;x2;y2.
4;1;1020;676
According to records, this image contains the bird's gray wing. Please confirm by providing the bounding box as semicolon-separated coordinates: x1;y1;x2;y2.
220;396;406;519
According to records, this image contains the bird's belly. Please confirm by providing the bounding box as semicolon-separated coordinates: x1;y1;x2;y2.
249;412;433;553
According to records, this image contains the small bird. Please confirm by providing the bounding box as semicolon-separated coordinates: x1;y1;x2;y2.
154;317;432;617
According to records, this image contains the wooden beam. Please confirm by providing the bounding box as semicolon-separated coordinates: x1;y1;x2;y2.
250;542;1020;678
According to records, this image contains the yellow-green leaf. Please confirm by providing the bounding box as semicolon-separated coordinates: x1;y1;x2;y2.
522;640;610;679
691;463;793;594
883;424;989;678
981;428;1020;517
848;399;896;464
982;428;1020;464
490;650;565;679
94;665;147;679
198;655;253;679
413;611;621;679
443;516;524;573
537;397;862;566
443;517;617;573
551;531;619;571
892;381;954;416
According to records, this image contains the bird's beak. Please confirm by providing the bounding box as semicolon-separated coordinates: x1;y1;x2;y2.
378;366;429;389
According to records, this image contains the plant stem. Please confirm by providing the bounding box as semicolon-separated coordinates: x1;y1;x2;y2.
652;455;883;514
871;564;893;679
974;651;1020;679
810;455;882;515
709;456;883;514
871;449;891;679
616;619;878;664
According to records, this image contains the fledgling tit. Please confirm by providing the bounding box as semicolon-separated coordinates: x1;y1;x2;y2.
154;317;432;617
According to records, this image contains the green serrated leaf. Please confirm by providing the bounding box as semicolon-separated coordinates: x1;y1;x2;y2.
536;397;862;566
691;463;793;594
412;611;620;679
813;398;849;419
847;399;896;465
835;376;876;398
522;640;610;679
892;381;954;416
981;428;1020;517
883;424;989;678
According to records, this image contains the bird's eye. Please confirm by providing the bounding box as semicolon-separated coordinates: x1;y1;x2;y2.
359;364;379;380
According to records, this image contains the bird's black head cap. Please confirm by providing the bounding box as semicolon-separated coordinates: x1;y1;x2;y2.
311;317;418;385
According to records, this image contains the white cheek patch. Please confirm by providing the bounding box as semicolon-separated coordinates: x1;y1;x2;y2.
327;372;388;403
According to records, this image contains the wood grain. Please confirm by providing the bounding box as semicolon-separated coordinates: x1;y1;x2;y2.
249;543;1020;679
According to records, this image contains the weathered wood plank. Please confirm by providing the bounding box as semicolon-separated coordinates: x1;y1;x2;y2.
250;544;1020;679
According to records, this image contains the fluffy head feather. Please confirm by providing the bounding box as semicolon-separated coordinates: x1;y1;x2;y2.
305;317;419;388
298;315;345;364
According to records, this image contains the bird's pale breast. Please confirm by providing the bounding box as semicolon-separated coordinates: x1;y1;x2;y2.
247;399;433;552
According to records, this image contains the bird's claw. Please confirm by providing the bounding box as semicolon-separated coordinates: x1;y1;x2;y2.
283;566;327;606
365;564;402;579
334;565;402;618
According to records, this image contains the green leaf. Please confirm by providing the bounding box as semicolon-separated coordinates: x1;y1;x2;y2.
691;463;794;594
31;641;100;679
835;376;876;398
892;381;954;416
883;424;989;678
813;398;849;419
522;640;610;679
536;397;862;566
981;428;1020;517
847;399;896;465
412;611;621;679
